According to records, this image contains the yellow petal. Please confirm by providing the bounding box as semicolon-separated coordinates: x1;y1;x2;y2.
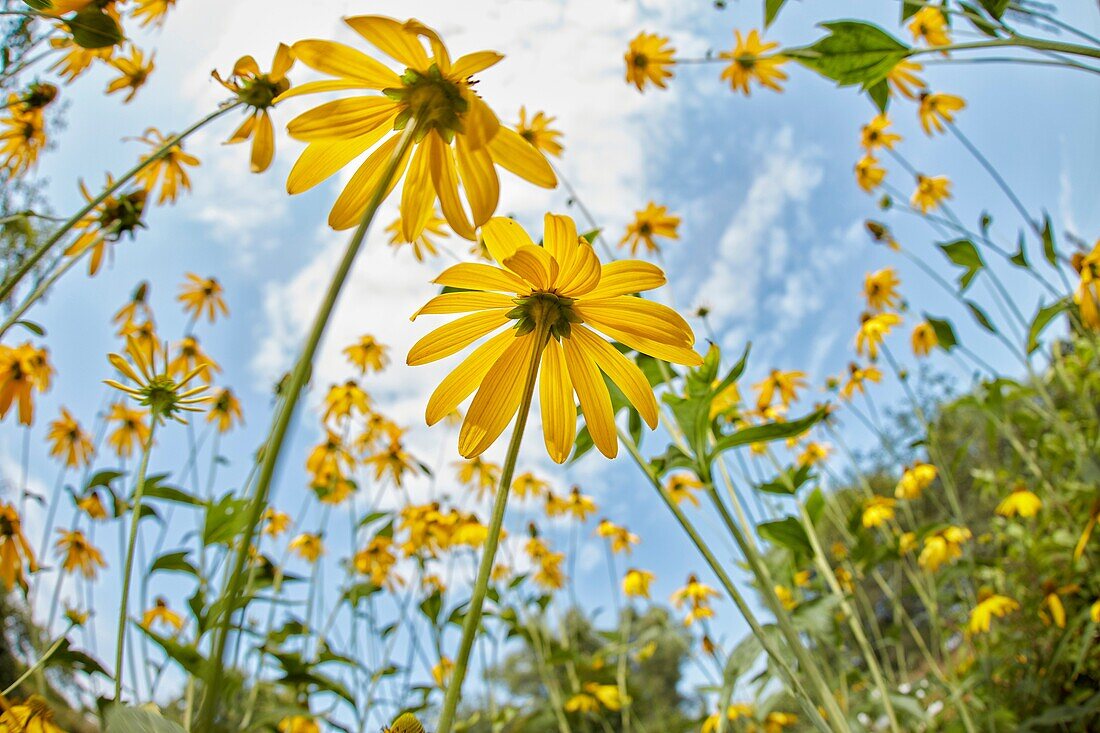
451;51;504;78
539;338;575;463
454;134;499;226
328;134;412;230
286;123;392;194
250;112;274;173
582;319;703;367
586;261;666;299
426;329;513;425
543;213;577;274
487;126;557;188
458;331;539;457
226;113;256;144
575;297;694;344
290;40;400;87
570;325;658;428
344;16;430;70
481;217;534;266
399;139;435;241
555;240;601;298
271;42;293;80
407;310;510;366
562;336;617;458
463;93;501;151
433;262;529;294
427;132;476;240
412;292;514;318
275;79;377;103
287;97;397;142
503;244;557;290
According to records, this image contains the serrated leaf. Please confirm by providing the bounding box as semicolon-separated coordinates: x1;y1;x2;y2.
938;238;985;291
788;21;910;88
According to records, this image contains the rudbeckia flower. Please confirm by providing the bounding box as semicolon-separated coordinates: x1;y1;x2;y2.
624;32;676;91
511;471;549;500
56;529;106;579
408;213;701;462
719;30;788;95
0;696;65;733
911;174;952;214
168;336;220;384
919;525;970;572
134;127;200;204
343;333;390;373
0;342;53;425
908;7;951;49
64;176;148;275
50;33;115;82
863;267;901;311
365;434;421;488
895;462;937;500
623;568;654;598
280;15;555;239
840;362;882;400
262;508;291;538
46;408;94;468
289;532;324;562
278;716;320;733
386;210;448;261
855;311;901;359
597;519;639;554
619;202;680;256
753;369;807;410
854;155;885;193
995;486;1042;518
671;573;720;626
918;92;966;135
177;273;228;323
911;321;938;356
141;596;184;631
0;503;37;591
206;387;244;433
106;337;210;423
106;402;150;458
967;592;1018;634
213;45;294;173
106;46;155;103
132;0;177;27
860;114;901;151
665;473;703;506
0;97;46;179
1072;239;1100;329
515;106;563;158
861;496;896;528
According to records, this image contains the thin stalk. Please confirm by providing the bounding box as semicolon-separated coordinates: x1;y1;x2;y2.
0;238;89;338
1;627;71;697
907;35;1100;60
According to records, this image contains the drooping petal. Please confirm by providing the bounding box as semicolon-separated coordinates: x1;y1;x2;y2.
286;121;393;194
428;132;476;240
275;79;377;103
328;134;412;230
287;97;397;142
250;112;275;173
426;329;514;425
450;51;504;79
407;310;510;366
226;113;257;144
270;42;293;81
412;292;514;318
503;244;557;290
458;331;539;457
574;297;694;344
539;338;576;464
487;126;557;188
399;138;435;241
481;217;534;266
586;261;666;299
463;93;501;151
570;325;658;428
562;336;617;458
543;213;577;273
454;134;499;226
581;319;703;367
555;240;601;297
290;40;401;87
344;16;430;70
433;262;530;294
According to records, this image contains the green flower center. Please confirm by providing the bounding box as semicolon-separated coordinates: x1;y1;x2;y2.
387;65;468;142
507;292;581;340
142;375;183;418
239;75;289;110
100;191;147;240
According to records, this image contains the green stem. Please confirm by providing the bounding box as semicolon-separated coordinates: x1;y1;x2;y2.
194;121;418;732
1;625;71;697
114;420;157;702
0;102;242;304
435;328;548;733
909;35;1100;61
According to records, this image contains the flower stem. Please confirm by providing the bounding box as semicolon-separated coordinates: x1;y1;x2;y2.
1;626;71;697
193;121;419;732
435;328;548;733
0;101;242;305
114;419;157;703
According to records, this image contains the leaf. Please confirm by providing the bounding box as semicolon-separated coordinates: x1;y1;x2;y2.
764;0;787;27
756;464;814;496
1041;212;1057;266
923;314;958;351
569;423;594;463
13;320;45;336
757;517;812;556
937;239;985;291
866;78;889;112
1009;231;1029;268
713;407;826;454
150;550;198;576
978;0;1010;19
419;591;443;625
343;582;381;606
788;21;910;88
648;444;695;478
965;300;997;333
106;705;187;733
805;487;826;525
662;390;710;467
68;7;124;49
901;1;922;20
1027;298;1070;354
46;637;109;677
959;2;1000;35
87;470;124;490
135;625;207;678
202;492;250;547
143;475;201;506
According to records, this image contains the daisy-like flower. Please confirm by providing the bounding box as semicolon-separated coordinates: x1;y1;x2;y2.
908;6;951;49
855;311;901;359
919;525;971;572
665;473;703;506
206;387;244;433
719;30;788;95
895;462;937;500
105;337;210;423
213;45;294;173
77;491;108;520
861;496;896;528
995;485;1042;518
703;705;755;733
854;155;885;193
911;321;938;356
281;15;555;240
967;591;1019;635
840;362;881;400
260;508;290;539
289;532;324;563
322;380;371;422
623;568;654;598
596;519;639;554
671;573;720;626
624;32;675;91
1073;240;1100;329
408;213;701;462
46;408;94;468
918;92;966;135
106;46;155;103
511;471;549;501
860;114;901;151
1040;582;1077;629
50;34;115;83
619;202;680;256
561;486;597;521
912;174;952;214
343;334;390;373
386;210;449;261
134;127;200;204
887;59;926;99
141;596;184;631
797;441;831;467
0;342;53;425
177;273;228;323
56;529;106;579
455;456;501;498
0;696;65;733
515;106;563;158
353;535;399;587
106;402;150;458
64;176;148;275
863;267;901;311
0;96;47;179
113;282;153;335
132;0;177;27
753;369;807;410
364;433;421;487
764;712;798;733
0;503;37;591
168;336;221;384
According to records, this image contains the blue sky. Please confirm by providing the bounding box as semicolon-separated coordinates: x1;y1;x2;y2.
3;0;1099;722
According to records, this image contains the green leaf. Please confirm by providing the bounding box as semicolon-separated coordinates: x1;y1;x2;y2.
419;591;443;625
937;238;985;291
923;314;958;351
662;390;710;467
67;7;124;49
150;550;197;576
757;517;812;556
1009;231;1030;268
648;444;696;478
965;300;997;333
712;407;826;454
959;2;1000;35
13;320;45;336
1041;213;1057;266
756;464;814;496
46;637;109;677
202;492;250;547
343;581;381;606
106;705;188;733
87;470;124;490
136;625;207;678
764;0;787;27
866;79;889;112
1027;298;1070;354
143;475;201;506
805;487;826;525
901;1;922;20
978;0;1010;19
569;423;594;463
788;21;910;88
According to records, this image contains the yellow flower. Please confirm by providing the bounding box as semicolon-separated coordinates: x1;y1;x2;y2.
177;273;228;323
107;402;150;458
0;503;37;591
46;408;94;468
619;202;680;256
365;433;420;488
343;334;390;374
56;529;106;579
354;535;399;587
919;526;971;572
141;596;184;631
1090;599;1100;624
1040;583;1077;629
64;176;148;276
753;369;807;410
840;362;881;400
623;568;654;598
774;584;798;610
278;716;320;733
409;213;700;461
134;127;200;204
994;485;1041;518
911;321;938;357
908;6;951;48
624;31;675;91
895;462;937;500
455;456;501;498
50;34;114;83
263;508;291;538
671;573;720;626
564;692;600;715
665;473;704;507
967;591;1018;634
282;15;555;239
306;430;354;479
887;59;925;99
797;441;830;467
511;471;549;501
0;342;53;425
861;496;896;528
0;696;65;733
855;311;901;360
0;97;46;179
860;114;901;151
382;713;424;733
854;154;885;193
168;336;221;384
77;491;108;520
206;387;244;433
213;44;294;173
919;92;966;135
516;106;563;157
912;174;952;214
106;46;155;103
863;267;901;312
597;520;639;554
106;337;211;423
534;549;566;590
1072;240;1100;329
431;656;454;688
323;380;371;422
1075;500;1099;561
310;466;356;505
719;29;788;95
764;712;798;733
289;533;324;563
562;486;597;521
132;0;177;27
386;210;449;261
702;704;755;733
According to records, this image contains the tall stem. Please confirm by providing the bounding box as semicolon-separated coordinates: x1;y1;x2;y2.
436;328;548;733
193;122;419;731
114;420;157;702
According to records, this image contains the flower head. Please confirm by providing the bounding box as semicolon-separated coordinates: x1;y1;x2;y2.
753;369;807;410
968;592;1018;635
671;573;720;626
860;114;901;151
863;267;901;311
840;362;881;400
213;44;294;172
47;408;94;468
0;696;65;733
107;402;150;458
0;96;47;179
0;503;37;591
619;202;680;256
996;486;1042;518
597;519;639;554
386;210;449;261
134;127;200;204
912;174;952;214
141;596;184;631
919;525;971;572
909;7;951;49
720;30;788;95
177;273;228;323
895;462;937;500
106;46;155;102
624;32;675;91
343;334;389;373
911;321;938;356
65;176;148;275
132;0;178;27
623;568;654;598
854;155;885;193
665;473;703;506
516;106;563;158
56;529;106;579
50;34;115;83
861;496;896;528
887;59;926;99
105;337;210;423
1072;240;1100;329
855;311;901;360
919;92;965;135
207;387;244;433
289;532;324;563
0;342;53;425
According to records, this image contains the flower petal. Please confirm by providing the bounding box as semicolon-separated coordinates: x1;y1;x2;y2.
454;134;499;226
286;122;392;194
487;126;557;188
555;240;602;297
458;331;539;457
539;338;576;463
503;244;557;290
451;51;504;78
407;310;510;366
328;134;412;230
412;292;514;318
399;138;435;241
426;329;513;425
290;39;400;87
344;16;430;70
275;79;377;103
570;325;658;428
433;262;530;294
271;43;293;80
586;261;667;299
562;336;617;458
543;213;577;274
574;297;694;344
287;97;397;142
481;217;534;266
250;112;275;173
581;319;703;367
427;132;476;240
463;93;501;151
